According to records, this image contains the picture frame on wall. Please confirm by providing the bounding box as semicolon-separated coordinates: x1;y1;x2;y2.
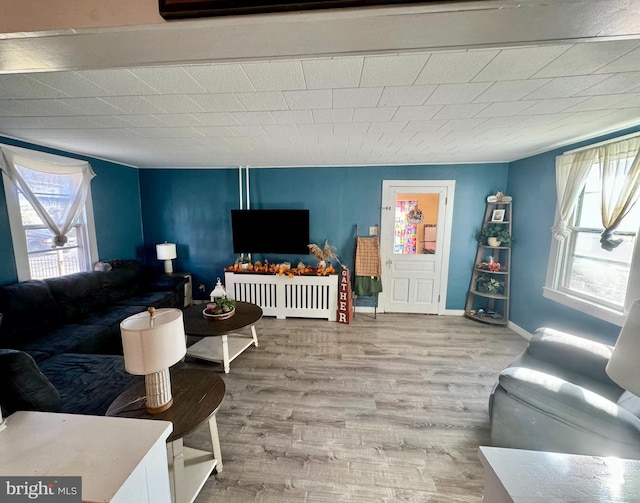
491;209;506;222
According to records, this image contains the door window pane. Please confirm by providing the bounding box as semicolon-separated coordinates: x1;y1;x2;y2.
393;193;439;255
394;199;418;254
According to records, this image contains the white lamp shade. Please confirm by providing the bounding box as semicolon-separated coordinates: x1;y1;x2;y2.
120;308;186;375
156;243;177;260
606;299;640;396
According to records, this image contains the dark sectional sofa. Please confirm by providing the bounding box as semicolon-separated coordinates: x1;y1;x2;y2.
0;259;187;417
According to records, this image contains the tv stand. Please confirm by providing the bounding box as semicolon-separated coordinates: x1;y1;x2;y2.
224;272;338;321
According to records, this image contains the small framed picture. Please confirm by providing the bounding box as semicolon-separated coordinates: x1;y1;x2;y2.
491;209;505;222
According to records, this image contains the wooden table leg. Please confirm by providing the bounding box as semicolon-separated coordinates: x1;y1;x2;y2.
167;438;186;503
208;415;223;473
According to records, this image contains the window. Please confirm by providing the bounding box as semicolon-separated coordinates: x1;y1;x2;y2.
1;145;98;281
545;138;640;326
18;168;90;279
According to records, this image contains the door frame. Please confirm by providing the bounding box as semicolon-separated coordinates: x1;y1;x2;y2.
379;180;455;315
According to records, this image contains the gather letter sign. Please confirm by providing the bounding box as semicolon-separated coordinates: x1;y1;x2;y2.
337;268;354;324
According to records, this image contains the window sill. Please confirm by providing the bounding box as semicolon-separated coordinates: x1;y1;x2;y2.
542;287;625;327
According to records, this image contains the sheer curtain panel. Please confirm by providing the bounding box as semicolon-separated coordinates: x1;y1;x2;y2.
552;148;598;241
0;145;95;248
598;137;640;251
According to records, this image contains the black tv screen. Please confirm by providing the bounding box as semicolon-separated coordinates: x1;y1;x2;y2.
231;209;310;255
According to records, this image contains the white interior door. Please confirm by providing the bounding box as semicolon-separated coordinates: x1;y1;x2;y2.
380;180;455;314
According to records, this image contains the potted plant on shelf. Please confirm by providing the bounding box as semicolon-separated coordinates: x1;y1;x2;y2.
476;225;513;247
478;256;502;271
234;256;252;270
476;274;505;294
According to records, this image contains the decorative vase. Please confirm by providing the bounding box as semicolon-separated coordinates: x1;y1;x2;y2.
487;237;501;247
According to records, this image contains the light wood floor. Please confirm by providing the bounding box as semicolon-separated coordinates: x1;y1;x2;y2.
186;313;528;503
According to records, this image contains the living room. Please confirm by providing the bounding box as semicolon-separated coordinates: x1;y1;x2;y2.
1;1;640;501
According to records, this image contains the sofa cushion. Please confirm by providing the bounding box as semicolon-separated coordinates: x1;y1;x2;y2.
117;291;177;309
619;391;640;418
40;353;140;416
78;304;150;338
16;324;114;358
0;349;60;415
100;260;144;303
529;328;615;386
498;367;640;444
22;350;52;364
0;280;63;347
45;272;107;322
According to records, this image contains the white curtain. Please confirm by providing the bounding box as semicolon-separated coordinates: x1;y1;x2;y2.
552;148;598;241
0;145;95;248
598;137;640;251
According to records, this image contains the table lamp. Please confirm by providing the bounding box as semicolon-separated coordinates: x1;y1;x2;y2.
120;308;186;414
156;242;177;274
606;299;640;396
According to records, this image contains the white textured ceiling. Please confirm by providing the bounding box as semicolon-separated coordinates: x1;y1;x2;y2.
1;39;640;168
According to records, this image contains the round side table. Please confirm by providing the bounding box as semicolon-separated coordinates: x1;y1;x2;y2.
106;367;225;503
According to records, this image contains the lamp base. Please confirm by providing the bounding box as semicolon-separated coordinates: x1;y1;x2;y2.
146;397;173;414
164;259;174;274
144;368;173;414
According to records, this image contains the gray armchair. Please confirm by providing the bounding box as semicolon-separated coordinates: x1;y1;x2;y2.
489;327;640;459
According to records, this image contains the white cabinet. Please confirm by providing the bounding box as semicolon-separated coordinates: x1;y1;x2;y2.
224;272;338;320
0;411;173;503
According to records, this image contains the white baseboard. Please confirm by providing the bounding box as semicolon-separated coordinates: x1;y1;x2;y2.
508;320;533;340
354;307;466;316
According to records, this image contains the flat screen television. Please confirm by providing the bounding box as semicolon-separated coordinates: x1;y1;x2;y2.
231;209;310;255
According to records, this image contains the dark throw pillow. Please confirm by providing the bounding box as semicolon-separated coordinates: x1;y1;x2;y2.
0;349;60;415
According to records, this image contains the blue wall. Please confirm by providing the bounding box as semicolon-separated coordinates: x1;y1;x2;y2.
5;126;637;341
0;137;144;285
507;125;640;344
139;164;508;303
